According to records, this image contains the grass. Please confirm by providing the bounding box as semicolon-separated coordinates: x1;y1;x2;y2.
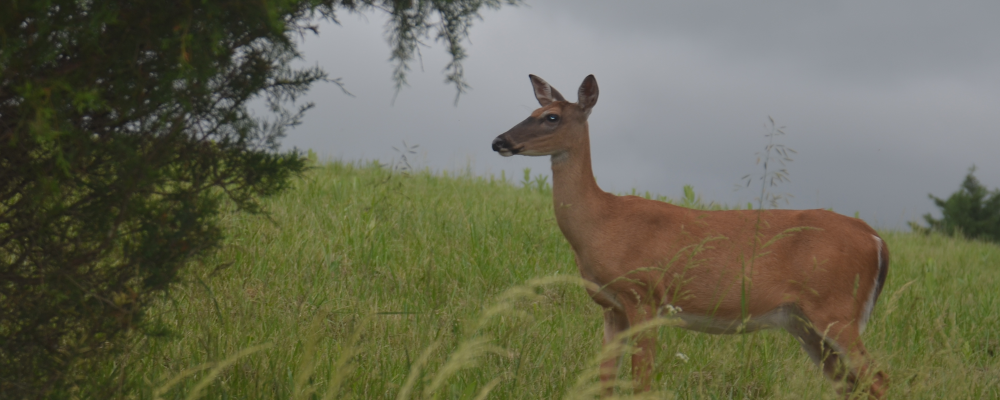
94;160;1000;399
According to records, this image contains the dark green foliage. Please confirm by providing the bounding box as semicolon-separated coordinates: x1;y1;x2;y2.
914;167;1000;244
0;0;513;397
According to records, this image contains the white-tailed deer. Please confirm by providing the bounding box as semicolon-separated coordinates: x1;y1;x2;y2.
492;75;889;398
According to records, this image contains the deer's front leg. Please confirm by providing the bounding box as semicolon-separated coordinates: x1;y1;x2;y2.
600;308;630;396
624;304;657;393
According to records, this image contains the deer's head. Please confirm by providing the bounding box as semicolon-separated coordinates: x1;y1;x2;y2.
492;74;599;158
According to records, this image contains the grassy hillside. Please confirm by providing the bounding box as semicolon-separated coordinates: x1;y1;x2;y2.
98;161;1000;399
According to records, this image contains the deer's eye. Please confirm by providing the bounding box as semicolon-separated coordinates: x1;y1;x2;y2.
545;114;560;122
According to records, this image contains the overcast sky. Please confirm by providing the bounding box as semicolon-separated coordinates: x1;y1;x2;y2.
280;1;1000;230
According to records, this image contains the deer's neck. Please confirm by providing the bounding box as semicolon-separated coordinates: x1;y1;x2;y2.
550;129;609;251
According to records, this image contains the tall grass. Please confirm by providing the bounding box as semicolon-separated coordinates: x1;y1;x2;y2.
94;161;999;399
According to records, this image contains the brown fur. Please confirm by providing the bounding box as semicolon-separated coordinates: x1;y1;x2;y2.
493;75;889;398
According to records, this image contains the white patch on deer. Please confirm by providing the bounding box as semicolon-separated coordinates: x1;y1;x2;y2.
858;235;883;334
674;305;797;335
550;151;569;164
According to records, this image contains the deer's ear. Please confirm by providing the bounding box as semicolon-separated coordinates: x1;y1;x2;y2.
529;74;566;106
577;75;599;116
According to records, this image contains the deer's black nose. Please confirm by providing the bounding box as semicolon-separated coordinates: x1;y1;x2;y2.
492;136;506;152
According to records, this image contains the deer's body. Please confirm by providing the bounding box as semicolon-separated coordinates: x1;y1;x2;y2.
493;75;888;398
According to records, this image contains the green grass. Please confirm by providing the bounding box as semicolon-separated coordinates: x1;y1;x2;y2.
97;161;1000;399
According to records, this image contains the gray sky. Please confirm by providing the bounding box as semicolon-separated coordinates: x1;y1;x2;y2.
282;1;1000;230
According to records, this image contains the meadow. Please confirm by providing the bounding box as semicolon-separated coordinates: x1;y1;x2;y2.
98;160;1000;399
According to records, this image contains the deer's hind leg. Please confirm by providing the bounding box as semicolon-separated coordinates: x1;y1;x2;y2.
785;310;887;399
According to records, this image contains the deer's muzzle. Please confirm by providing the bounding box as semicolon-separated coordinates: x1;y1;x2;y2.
492;135;517;157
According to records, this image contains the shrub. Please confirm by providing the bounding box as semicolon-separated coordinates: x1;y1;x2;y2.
913;166;1000;244
0;0;513;397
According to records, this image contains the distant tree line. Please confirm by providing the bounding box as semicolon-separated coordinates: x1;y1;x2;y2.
912;166;1000;244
